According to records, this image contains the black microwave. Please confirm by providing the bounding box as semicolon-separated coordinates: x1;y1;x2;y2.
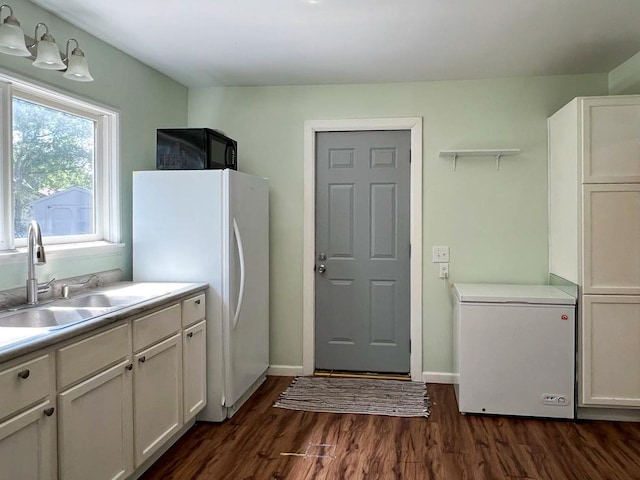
156;128;237;170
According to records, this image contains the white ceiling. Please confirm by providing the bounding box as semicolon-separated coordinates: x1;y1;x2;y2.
31;0;640;88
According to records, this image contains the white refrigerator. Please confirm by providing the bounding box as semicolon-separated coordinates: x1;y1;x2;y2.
453;283;576;419
132;169;269;422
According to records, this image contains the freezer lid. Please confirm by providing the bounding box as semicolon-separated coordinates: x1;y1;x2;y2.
454;283;576;305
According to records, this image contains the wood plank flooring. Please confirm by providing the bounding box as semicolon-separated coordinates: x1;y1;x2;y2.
141;376;640;480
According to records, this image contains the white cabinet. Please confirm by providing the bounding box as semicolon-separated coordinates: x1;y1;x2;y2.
56;323;132;480
0;353;56;480
133;333;183;467
0;400;56;480
58;359;133;480
0;290;206;480
549;94;640;409
183;320;207;422
583;185;640;295
582;97;640;183
582;296;640;406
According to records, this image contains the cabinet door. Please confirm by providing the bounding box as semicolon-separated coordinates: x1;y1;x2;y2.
183;320;207;422
583;185;640;294
0;399;56;480
582;97;640;183
133;333;182;467
58;359;133;480
581;295;640;407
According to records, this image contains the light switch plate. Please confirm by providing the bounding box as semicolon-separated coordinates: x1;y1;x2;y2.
432;246;449;263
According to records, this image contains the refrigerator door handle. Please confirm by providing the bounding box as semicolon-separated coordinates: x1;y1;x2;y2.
232;218;246;330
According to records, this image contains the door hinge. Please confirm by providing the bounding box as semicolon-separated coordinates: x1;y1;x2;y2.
409;339;411;353
409;244;411;257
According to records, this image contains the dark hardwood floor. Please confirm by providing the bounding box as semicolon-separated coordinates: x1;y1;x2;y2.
141;376;640;480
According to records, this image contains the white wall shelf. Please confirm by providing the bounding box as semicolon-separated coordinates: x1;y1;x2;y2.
439;149;520;171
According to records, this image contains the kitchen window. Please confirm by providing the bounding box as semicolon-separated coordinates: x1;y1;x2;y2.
0;74;119;254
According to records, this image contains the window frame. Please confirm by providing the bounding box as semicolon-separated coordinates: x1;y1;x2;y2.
0;72;120;252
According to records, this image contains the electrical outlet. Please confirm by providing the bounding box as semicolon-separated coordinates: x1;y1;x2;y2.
439;263;449;279
432;246;449;263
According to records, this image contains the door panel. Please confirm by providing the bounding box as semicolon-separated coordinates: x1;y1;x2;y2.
58;360;133;480
583;184;640;294
582;295;640;406
583;97;640;183
223;171;269;408
315;130;410;373
328;184;354;257
0;400;56;480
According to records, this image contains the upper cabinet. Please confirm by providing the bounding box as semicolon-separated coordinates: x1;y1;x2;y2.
549;95;640;286
583;97;640;184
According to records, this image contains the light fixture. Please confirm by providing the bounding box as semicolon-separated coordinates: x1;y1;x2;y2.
0;5;29;56
32;22;65;70
0;5;94;81
63;38;93;81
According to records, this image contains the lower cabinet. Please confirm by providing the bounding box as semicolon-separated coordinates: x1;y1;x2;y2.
183;320;206;423
133;333;183;467
0;399;56;480
0;292;207;480
581;295;640;406
57;359;133;480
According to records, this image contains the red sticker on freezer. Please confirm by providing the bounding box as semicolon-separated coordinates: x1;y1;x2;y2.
561;314;568;320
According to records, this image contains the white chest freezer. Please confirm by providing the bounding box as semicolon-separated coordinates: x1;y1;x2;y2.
453;283;576;419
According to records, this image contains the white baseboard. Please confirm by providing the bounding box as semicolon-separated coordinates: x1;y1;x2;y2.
423;372;458;384
268;365;304;376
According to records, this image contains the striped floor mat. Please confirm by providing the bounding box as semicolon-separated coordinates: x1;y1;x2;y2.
274;376;430;417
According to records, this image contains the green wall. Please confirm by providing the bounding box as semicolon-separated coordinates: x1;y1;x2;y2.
609;50;640;95
0;0;188;290
188;74;608;373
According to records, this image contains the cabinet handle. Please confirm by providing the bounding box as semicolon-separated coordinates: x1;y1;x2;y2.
139;356;146;363
17;369;30;379
187;332;194;338
195;299;201;305
43;407;55;417
125;363;133;371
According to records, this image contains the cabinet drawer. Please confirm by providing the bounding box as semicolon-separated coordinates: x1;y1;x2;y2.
57;323;130;390
133;303;181;352
0;353;53;420
182;294;205;328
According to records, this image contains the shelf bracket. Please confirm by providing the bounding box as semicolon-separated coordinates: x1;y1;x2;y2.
453;153;458;172
495;153;502;171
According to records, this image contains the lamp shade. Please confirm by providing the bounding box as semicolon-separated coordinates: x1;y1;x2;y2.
32;36;65;70
63;49;93;82
0;18;30;56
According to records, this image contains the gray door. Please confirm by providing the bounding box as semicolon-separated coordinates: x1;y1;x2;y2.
315;130;411;373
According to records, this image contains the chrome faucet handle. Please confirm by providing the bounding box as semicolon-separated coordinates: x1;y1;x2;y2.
37;277;55;293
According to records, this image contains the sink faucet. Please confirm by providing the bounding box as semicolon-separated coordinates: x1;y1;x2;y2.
26;220;47;305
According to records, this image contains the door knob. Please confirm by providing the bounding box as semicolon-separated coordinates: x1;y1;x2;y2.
317;264;326;274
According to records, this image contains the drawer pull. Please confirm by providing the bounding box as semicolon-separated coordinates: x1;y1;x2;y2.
195;299;201;305
125;363;133;371
187;332;194;338
43;407;55;417
17;369;30;379
139;356;146;363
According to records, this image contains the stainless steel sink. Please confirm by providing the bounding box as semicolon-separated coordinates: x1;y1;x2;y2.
0;306;113;329
0;282;182;330
57;293;149;309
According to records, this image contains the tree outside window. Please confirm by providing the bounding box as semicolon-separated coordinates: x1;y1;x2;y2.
12;97;95;239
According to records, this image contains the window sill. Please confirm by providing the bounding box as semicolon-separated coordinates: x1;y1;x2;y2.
0;241;125;266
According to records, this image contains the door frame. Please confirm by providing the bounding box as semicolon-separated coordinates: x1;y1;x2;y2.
303;117;423;381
